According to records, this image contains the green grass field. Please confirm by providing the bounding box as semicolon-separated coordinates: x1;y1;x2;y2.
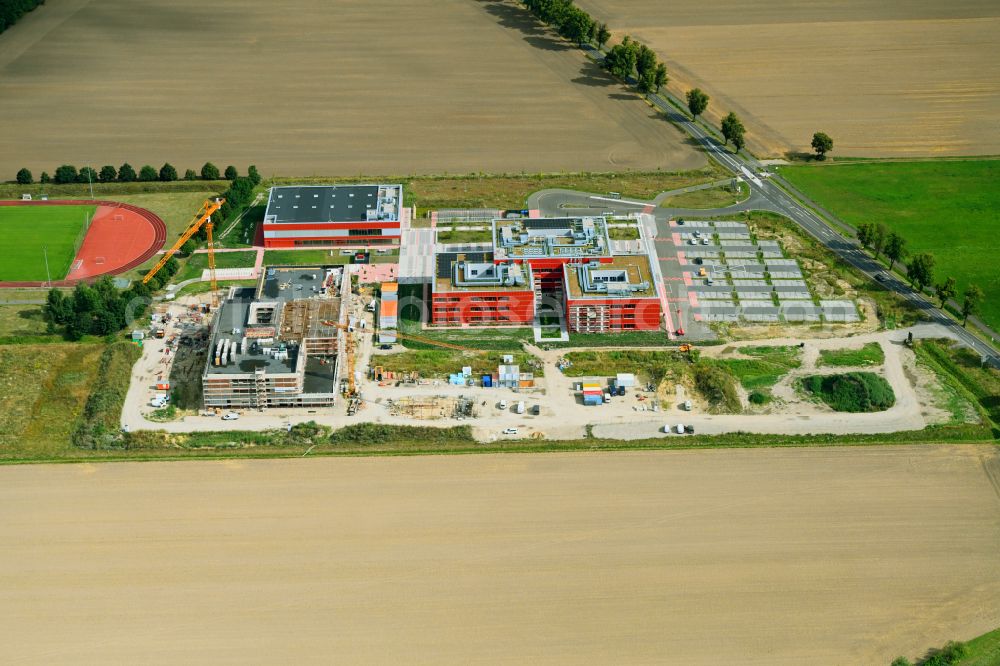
262;249;350;266
0;343;105;458
780;160;1000;329
0;204;95;281
818;342;885;367
715;345;802;390
176;250;258;282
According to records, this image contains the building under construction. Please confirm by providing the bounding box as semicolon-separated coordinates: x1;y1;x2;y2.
201;265;348;410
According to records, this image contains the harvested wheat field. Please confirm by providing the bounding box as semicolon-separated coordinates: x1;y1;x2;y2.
577;0;1000;157
0;0;702;178
2;446;999;664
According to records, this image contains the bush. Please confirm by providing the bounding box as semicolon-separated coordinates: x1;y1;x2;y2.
0;0;43;35
16;167;32;184
693;361;741;413
921;640;968;666
183;168;198;181
329;423;474;446
201;162;220;180
117;162;136;182
40;171;50;184
248;164;261;186
748;389;771;405
224;165;238;180
179;239;198;256
803;372;895;412
77;166;98;184
98;165;117;183
159;163;178;182
54;164;78;184
138;165;158;182
72;342;142;450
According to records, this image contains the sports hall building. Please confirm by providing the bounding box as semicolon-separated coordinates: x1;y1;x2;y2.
262;184;404;248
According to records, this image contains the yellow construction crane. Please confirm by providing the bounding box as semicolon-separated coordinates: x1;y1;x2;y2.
143;198;225;291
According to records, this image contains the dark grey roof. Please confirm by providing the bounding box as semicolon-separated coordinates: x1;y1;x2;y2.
436;251;493;279
265;185;380;224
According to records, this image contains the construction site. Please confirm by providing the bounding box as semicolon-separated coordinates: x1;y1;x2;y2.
201;265;349;410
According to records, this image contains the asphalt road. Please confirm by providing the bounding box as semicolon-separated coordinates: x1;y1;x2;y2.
642;86;1000;365
534;47;1000;364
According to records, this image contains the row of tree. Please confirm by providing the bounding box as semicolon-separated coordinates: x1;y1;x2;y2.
603;35;668;94
0;0;42;35
15;162;247;186
522;0;610;50
43;264;177;341
520;2;751;152
856;222;984;325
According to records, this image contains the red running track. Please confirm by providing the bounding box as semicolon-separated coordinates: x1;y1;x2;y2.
0;200;166;288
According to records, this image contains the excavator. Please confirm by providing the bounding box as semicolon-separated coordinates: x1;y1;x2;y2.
143;198;226;300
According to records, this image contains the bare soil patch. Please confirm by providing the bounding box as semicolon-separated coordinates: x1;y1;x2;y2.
0;0;703;177
577;0;1000;157
1;447;998;664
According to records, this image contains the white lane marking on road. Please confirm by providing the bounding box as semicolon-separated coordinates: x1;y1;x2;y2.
590;196;647;207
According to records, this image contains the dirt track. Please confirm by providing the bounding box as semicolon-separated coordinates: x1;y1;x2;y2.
0;0;702;178
2;447;998;664
577;0;1000;157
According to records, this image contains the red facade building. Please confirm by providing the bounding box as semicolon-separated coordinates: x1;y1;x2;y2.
430;217;662;332
262;184;403;248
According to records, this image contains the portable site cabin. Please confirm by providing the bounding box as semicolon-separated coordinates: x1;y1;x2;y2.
615;373;636;388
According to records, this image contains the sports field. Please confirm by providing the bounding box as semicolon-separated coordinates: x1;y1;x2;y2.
781;160;1000;329
1;447;998;664
576;0;1000;157
0;204;93;281
0;0;702;177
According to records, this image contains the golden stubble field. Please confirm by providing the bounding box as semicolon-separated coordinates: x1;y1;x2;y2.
2;446;998;664
0;0;703;178
577;0;1000;157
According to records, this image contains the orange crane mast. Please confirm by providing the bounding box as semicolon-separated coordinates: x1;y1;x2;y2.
142;198;225;291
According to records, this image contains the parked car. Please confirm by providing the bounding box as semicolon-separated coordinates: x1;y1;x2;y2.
683;400;692;411
675;423;685;434
498;400;508;410
685;425;695;434
502;428;518;435
222;412;240;421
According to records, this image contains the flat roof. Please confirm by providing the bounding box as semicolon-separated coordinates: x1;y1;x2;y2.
492;216;612;261
264;184;402;225
433;251;532;294
258;265;340;301
205;266;345;378
205;291;298;376
565;255;657;299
